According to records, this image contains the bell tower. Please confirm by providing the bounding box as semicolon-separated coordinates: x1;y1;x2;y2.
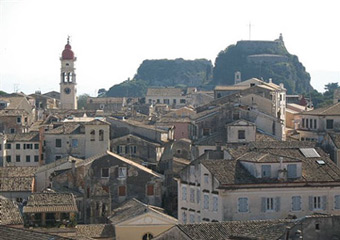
60;36;77;110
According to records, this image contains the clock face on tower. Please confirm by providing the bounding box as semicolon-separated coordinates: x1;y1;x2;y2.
64;87;71;94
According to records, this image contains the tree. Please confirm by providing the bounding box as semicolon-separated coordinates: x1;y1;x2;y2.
77;94;90;110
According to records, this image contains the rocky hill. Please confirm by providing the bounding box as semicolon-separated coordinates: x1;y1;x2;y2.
105;35;312;97
105;58;213;97
212;34;313;94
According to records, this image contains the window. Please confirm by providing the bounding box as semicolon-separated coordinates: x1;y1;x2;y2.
71;139;78;148
292;196;302;211
204;174;209;184
99;130;104;141
203;195;209;209
55;155;61;160
309;196;326;210
101;168;109;178
118;167;127;178
190;188;195;203
147;184;154;196
306;118;309;128
190;214;195;223
16;144;20;150
190;165;195;176
130;146;137;154
180;99;186;104
262;197;280;212
24;144;33;149
238;130;245;140
326;119;334;129
142;233;154;240
287;164;297;178
310;119;313;129
213;196;218;212
118;186;126;196
90;130;95;141
238;197;249;213
34;155;39;162
34;143;39;149
182;212;187;223
335;195;340;209
16;155;21;162
203;128;210;136
261;165;271;178
266;197;274;211
10;128;15;134
197;189;200;204
6;156;11;162
55;139;62;148
182;186;187;201
5;143;11;149
302;118;305;128
156;99;160;103
26;155;31;162
173;99;177;104
163;99;170;104
17;117;21;123
314;119;317;129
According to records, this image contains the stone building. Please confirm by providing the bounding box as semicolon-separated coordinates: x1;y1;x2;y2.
23;191;78;227
0;195;23;225
0;132;42;167
0;166;37;203
50;151;164;224
43;119;110;163
110;133;164;168
146;87;187;109
0;95;35;134
177;141;340;224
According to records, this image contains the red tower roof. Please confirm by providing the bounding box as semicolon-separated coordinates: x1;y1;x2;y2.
61;37;75;60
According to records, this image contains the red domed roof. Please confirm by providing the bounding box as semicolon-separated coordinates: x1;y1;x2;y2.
61;38;75;60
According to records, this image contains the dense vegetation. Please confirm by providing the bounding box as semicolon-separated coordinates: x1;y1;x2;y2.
212;42;313;94
105;59;213;97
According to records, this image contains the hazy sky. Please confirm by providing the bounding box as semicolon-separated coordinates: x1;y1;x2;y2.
0;0;339;96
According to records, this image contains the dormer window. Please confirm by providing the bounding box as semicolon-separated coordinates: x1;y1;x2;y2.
287;164;297;178
261;165;271;178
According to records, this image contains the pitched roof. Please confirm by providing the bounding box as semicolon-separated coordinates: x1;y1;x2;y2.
146;87;183;97
0;167;37;192
6;132;39;142
300;102;340;116
329;132;340;149
109;198;177;225
45;123;81;134
0;196;23;225
23;192;78;213
76;224;115;239
155;219;295;240
0;225;71;240
199;144;340;187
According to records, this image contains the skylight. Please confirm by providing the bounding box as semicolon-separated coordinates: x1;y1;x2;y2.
316;160;325;165
299;148;320;158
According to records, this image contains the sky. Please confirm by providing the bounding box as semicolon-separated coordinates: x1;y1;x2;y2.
0;0;339;96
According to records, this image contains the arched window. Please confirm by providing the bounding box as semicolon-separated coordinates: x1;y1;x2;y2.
142;233;153;240
90;130;95;141
99;129;104;141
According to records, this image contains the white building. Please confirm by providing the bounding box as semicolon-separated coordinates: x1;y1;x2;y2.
178;142;340;223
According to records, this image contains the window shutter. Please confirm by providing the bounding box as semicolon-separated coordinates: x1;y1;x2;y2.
335;195;340;209
322;196;327;210
275;197;281;212
261;197;266;212
309;196;313;211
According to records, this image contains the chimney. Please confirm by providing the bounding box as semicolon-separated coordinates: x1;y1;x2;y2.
71;159;76;174
278;157;287;181
280;83;284;89
269;78;272;83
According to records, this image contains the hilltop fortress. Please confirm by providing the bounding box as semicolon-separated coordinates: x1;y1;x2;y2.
237;34;288;64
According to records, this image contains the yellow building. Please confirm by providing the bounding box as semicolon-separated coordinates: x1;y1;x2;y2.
109;198;178;240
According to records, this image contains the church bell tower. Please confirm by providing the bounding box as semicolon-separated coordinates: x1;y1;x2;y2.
60;37;77;110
